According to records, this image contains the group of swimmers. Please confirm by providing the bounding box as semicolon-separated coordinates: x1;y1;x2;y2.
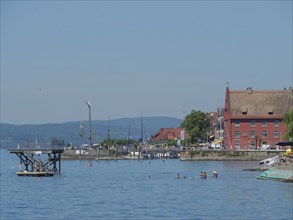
176;170;218;179
147;170;218;180
200;171;207;179
200;170;218;179
176;170;219;179
177;170;218;179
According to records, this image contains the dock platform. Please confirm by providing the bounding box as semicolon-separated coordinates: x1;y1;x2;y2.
17;171;55;177
9;149;64;177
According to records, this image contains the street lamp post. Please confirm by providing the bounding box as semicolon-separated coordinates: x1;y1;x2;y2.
85;100;92;148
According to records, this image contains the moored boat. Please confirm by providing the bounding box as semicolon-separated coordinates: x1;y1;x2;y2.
257;142;293;182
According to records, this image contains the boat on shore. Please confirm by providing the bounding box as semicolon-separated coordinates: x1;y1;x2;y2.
258;155;279;166
257;142;293;182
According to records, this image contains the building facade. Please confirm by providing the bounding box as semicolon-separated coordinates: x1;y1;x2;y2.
209;108;225;148
223;85;293;150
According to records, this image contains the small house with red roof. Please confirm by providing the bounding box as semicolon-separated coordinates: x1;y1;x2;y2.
152;128;189;142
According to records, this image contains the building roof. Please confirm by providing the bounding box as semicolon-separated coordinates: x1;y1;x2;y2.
153;128;189;141
229;89;293;117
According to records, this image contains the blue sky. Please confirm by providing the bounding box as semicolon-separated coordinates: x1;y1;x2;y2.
1;1;292;125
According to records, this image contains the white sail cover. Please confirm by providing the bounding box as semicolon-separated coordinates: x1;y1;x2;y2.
259;155;279;166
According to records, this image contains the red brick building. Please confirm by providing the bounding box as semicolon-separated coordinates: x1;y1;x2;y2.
223;85;293;150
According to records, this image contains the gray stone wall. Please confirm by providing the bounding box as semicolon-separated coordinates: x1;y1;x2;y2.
180;150;284;161
62;148;118;160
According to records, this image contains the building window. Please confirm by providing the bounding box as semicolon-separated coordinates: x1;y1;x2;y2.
274;120;279;127
262;121;267;127
262;131;268;138
235;131;240;139
234;121;240;127
235;140;240;150
250;120;256;127
274;131;279;138
250;141;256;149
250;131;256;138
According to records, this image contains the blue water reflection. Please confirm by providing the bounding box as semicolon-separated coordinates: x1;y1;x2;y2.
1;150;292;220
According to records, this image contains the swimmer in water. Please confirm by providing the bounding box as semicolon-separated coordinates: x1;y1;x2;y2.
200;171;207;179
211;170;218;178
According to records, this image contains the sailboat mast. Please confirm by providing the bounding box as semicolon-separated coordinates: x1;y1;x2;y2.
85;100;92;148
128;124;131;145
108;116;111;148
140;112;143;145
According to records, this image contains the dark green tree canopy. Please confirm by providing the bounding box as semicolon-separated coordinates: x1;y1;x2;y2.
283;108;293;141
180;110;211;144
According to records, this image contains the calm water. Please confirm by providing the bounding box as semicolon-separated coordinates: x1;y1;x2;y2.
1;150;292;220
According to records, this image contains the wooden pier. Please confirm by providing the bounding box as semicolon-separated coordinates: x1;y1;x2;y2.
16;171;55;177
9;149;64;177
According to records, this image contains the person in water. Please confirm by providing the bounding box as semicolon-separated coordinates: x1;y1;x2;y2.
200;171;204;179
200;171;207;179
212;170;218;178
176;173;187;179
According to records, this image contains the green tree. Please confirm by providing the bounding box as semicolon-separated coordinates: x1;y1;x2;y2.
100;138;136;146
283;108;293;141
167;139;177;147
180;110;211;144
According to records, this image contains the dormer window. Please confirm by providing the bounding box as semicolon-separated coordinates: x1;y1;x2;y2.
241;106;248;115
268;106;274;115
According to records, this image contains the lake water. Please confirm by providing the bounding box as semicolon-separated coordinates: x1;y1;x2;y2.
1;150;292;220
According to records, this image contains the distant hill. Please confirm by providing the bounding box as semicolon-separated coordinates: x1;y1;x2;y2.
0;116;182;149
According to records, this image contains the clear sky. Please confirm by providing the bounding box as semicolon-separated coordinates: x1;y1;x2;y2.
1;1;292;125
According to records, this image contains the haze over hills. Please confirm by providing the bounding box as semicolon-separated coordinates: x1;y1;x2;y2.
0;116;182;149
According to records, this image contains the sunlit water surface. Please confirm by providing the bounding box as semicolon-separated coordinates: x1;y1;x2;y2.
1;150;292;220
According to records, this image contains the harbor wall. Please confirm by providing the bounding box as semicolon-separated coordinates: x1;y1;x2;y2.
62;148;124;160
62;148;285;161
180;150;285;161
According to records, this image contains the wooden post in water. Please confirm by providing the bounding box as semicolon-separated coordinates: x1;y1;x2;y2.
58;152;61;173
97;147;100;160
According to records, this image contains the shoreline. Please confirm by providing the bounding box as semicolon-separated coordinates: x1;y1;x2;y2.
179;149;285;161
